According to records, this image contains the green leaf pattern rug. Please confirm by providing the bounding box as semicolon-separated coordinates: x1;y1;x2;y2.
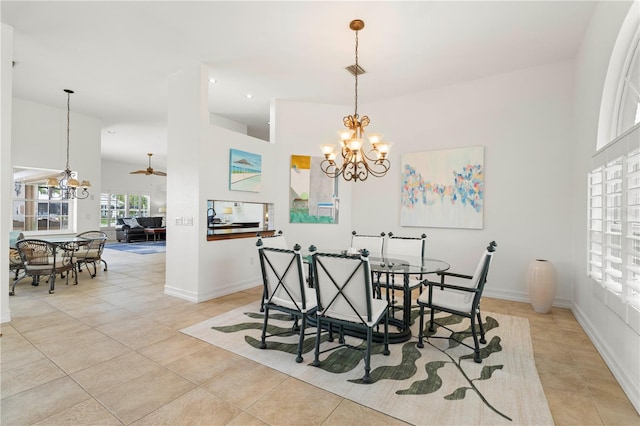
181;302;553;425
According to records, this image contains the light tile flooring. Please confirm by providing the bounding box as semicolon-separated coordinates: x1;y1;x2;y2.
2;248;639;425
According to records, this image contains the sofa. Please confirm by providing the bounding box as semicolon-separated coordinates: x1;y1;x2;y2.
115;217;164;243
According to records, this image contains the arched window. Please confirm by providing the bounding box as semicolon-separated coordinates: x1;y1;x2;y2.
588;2;640;334
617;36;640;135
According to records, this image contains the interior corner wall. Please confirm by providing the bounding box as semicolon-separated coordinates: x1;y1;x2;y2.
349;61;575;306
165;64;208;302
570;0;640;413
1;23;14;323
10;98;101;234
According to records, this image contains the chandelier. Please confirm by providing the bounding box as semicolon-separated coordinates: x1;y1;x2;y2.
320;19;392;182
46;89;91;199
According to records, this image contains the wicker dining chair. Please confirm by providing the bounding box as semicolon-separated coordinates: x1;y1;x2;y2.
11;239;76;295
75;231;108;278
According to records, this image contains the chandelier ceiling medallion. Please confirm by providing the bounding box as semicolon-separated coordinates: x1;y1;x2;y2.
46;89;91;199
320;19;392;182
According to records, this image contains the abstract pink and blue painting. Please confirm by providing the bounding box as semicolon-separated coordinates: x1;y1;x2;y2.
401;146;484;229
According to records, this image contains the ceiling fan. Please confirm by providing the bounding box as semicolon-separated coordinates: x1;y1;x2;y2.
130;153;167;176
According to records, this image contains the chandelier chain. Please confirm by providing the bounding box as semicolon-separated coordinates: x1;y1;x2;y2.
354;29;359;119
66;91;71;171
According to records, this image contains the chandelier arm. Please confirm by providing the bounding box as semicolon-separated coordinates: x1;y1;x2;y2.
320;160;346;179
364;159;391;178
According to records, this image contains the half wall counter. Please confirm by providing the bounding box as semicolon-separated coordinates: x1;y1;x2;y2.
206;200;275;241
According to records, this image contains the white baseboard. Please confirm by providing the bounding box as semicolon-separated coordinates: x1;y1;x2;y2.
483;288;572;309
164;280;259;304
195;280;259;303
572;303;640;415
163;285;199;303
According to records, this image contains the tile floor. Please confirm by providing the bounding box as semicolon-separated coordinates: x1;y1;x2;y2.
2;248;639;425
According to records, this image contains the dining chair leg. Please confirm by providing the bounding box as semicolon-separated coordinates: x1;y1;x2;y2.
476;311;486;344
296;315;306;363
470;314;482;363
259;307;269;349
382;312;390;355
48;273;56;294
363;327;373;383
312;318;322;367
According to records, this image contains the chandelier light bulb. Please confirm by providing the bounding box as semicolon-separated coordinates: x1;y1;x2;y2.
368;133;383;144
348;138;363;151
319;19;392;182
338;129;354;140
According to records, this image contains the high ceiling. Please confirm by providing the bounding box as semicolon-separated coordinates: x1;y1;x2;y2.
2;1;598;168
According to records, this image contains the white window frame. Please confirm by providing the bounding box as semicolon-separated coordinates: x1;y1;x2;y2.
589;124;640;335
100;192;151;228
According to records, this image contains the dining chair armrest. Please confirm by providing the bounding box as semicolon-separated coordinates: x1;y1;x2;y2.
436;271;473;280
424;279;479;293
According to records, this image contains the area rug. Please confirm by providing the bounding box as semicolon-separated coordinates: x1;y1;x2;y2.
104;241;166;254
181;302;553;425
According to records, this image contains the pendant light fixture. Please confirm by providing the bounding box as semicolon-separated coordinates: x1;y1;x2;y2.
46;89;91;200
319;19;392;182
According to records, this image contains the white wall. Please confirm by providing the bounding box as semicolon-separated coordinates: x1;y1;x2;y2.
1;24;14;323
176;63;576;308
166;64;278;302
571;0;639;413
11;98;102;235
273;63;575;306
353;62;575;306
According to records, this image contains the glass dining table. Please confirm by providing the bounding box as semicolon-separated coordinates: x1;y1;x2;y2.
304;251;450;343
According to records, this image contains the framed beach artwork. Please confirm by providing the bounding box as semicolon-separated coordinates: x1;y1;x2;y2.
229;149;262;192
401;146;484;229
289;154;339;224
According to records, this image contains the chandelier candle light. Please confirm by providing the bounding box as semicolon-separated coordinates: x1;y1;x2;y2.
320;19;392;182
46;89;91;199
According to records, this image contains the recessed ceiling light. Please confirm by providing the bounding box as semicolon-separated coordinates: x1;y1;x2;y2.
246;94;253;99
209;78;217;83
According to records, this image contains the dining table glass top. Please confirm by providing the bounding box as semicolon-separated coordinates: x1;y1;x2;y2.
302;249;449;275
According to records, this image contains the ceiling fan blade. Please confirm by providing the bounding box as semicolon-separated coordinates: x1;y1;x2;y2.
130;153;166;176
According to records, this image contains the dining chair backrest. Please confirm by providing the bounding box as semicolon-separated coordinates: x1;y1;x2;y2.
258;243;312;312
386;232;426;259
16;239;69;272
258;231;288;250
312;249;376;325
76;231;108;255
350;231;385;258
463;241;497;305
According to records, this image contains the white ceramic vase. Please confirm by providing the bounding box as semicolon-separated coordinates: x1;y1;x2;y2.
527;259;557;314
